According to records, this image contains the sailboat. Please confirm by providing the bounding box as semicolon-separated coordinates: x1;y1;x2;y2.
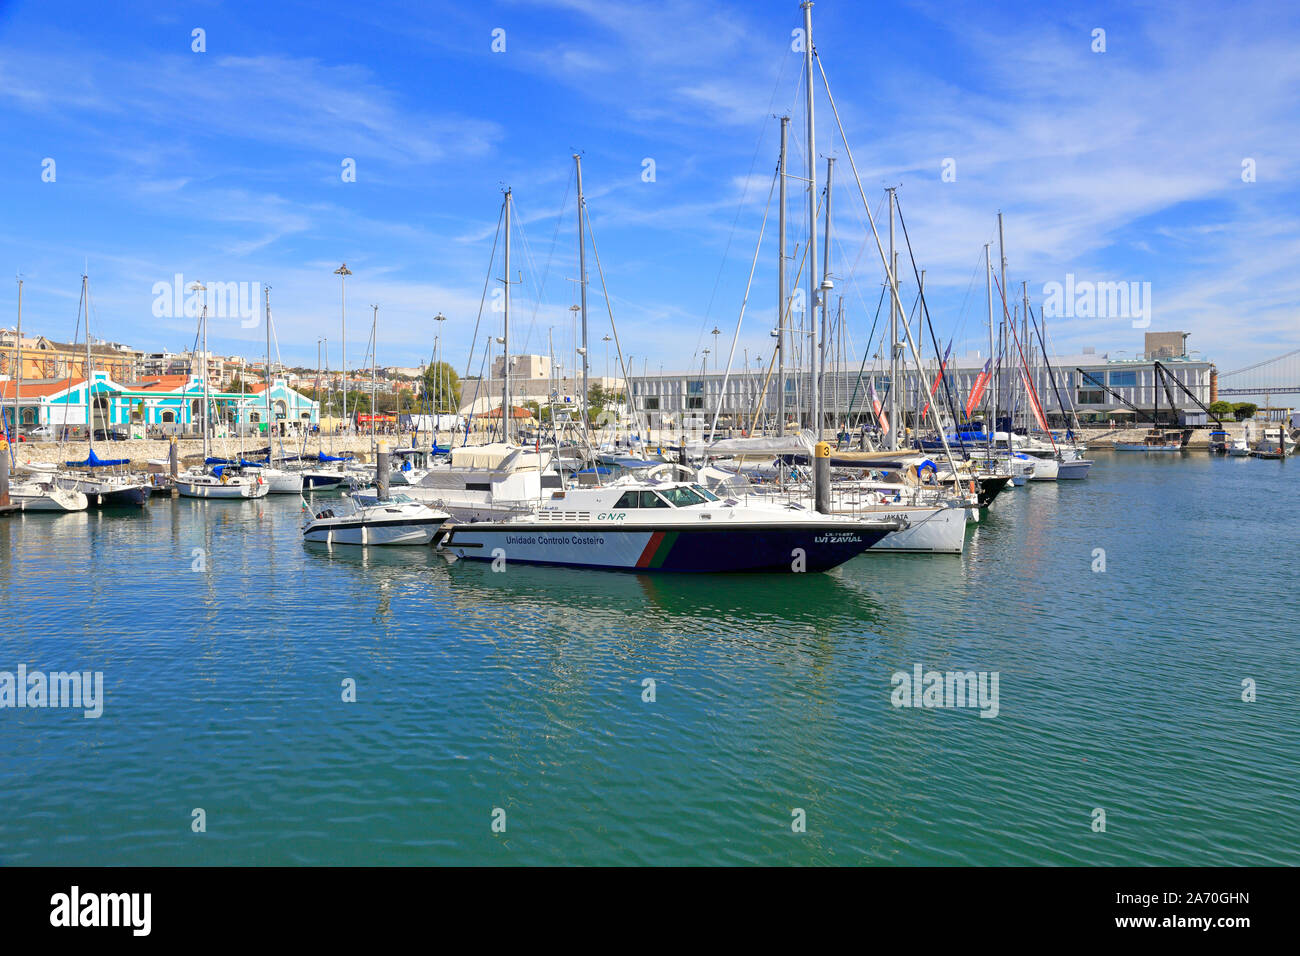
52;274;151;509
174;282;269;499
241;288;303;494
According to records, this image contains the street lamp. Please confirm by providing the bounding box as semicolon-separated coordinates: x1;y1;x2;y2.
711;326;721;370
601;333;612;381
334;264;352;430
434;311;447;415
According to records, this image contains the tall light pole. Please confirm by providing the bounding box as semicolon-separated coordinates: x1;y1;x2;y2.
334;263;351;431
602;333;612;382
434;311;447;416
711;326;721;370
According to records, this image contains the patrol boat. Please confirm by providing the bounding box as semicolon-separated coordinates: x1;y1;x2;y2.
438;478;902;573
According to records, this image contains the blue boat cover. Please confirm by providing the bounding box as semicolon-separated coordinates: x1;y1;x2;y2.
65;448;129;468
317;452;354;462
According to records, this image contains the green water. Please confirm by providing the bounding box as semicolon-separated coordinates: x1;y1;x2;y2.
1;452;1295;865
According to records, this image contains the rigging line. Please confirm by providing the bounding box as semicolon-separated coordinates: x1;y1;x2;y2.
585;211;648;444
461;200;506;389
895;199;966;451
694;58;800;362
992;271;1057;453
815;56;962;474
709;164;779;440
845;281;889;418
55;279;88;452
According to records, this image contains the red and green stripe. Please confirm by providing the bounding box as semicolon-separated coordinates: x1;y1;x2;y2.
635;530;679;569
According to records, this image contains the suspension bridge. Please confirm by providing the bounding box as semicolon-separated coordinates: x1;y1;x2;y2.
1216;349;1300;400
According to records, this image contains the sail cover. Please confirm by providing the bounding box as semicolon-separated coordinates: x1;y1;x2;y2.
65;448;129;468
704;428;817;457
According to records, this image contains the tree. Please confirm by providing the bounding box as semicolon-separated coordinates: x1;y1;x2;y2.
587;382;610;420
1207;401;1233;417
422;361;462;413
1231;402;1257;421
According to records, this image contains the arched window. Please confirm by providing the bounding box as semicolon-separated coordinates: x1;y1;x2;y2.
162;410;176;423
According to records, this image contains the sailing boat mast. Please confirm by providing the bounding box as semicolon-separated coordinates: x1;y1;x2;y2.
370;304;378;454
13;276;21;451
820;155;834;432
887;188;897;450
985;243;995;464
801;0;820;435
501;189;512;445
574;155;591;440
996;212;1008;450
264;287;274;454
82;274;93;446
777;115;789;437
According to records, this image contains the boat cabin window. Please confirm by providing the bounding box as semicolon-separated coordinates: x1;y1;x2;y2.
614;490;672;508
690;483;720;501
657;485;707;507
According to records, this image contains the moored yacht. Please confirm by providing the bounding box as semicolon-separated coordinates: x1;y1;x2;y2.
303;491;450;546
439;477;902;573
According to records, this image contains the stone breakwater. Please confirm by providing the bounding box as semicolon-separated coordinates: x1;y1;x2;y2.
11;438;384;469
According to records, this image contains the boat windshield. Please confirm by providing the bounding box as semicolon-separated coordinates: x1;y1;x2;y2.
657;485;708;507
691;483;720;501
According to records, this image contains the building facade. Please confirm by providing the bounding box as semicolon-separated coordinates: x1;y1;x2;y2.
629;353;1216;431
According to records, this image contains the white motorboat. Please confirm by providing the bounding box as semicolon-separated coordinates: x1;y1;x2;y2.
11;478;88;512
303;492;450;546
439;477;902;573
405;442;564;521
249;464;304;494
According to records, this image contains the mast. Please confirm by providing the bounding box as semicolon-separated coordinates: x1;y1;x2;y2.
820;155;834;434
201;291;209;460
265;287;274;456
13;276;21;449
777;115;789;437
334;264;351;433
1022;281;1033;434
887;188;897;450
997;211;1007;450
985;243;994;463
370;304;378;455
83;274;93;447
801;0;820;436
574;155;591;439
502;189;512;444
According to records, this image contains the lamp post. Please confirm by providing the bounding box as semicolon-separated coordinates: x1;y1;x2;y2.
711;326;720;370
434;311;446;416
334;263;352;431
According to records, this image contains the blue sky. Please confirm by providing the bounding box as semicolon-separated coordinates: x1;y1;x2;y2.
1;0;1297;379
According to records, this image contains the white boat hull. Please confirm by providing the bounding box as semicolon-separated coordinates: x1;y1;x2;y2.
175;478;270;499
868;505;967;554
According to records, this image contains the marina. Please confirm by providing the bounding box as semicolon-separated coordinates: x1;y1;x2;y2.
0;0;1296;921
1;449;1295;866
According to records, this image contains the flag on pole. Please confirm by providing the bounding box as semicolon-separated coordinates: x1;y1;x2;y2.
964;359;992;418
920;339;952;419
870;381;890;436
